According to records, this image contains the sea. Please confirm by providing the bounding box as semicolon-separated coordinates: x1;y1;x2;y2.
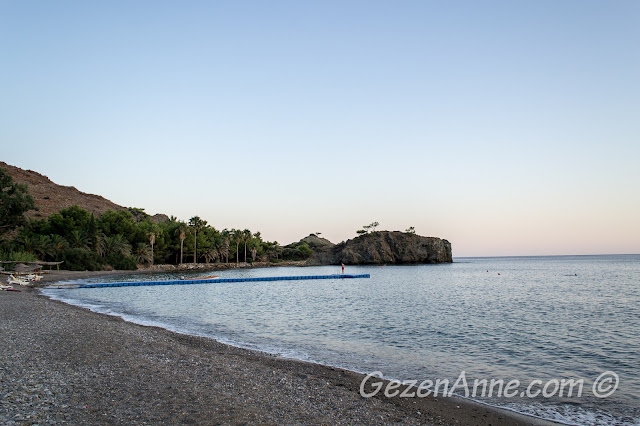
42;255;640;425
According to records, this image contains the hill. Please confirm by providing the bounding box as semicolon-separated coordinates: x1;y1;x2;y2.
1;161;125;219
0;161;167;223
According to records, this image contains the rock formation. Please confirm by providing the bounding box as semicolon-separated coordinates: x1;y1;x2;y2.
306;231;452;265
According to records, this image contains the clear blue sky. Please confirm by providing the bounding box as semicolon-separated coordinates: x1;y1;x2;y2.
1;0;638;256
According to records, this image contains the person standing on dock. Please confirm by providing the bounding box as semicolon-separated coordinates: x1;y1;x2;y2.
341;263;345;274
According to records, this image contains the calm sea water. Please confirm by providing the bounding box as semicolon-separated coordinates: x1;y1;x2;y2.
43;255;640;425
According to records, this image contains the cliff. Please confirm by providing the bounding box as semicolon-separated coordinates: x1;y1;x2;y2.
306;231;452;265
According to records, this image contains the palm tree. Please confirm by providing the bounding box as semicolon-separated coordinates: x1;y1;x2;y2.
188;216;207;264
114;235;131;257
69;230;89;249
87;213;98;250
49;235;69;259
209;236;223;265
34;235;52;260
242;229;252;263
96;232;107;257
232;229;243;264
175;223;187;264
149;232;155;265
16;234;35;254
98;234;131;258
220;229;231;263
203;247;219;264
222;237;230;264
134;243;152;265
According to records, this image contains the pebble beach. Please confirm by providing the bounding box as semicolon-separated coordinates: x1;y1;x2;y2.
0;271;555;425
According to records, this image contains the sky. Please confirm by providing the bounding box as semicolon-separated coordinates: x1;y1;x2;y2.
1;0;639;256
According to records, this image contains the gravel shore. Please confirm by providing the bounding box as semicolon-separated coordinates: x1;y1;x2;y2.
1;271;556;425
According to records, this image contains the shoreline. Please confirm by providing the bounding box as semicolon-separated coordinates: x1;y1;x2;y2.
2;270;558;425
28;262;310;286
19;262;324;288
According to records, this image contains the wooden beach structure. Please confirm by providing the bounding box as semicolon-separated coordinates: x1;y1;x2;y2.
0;261;64;274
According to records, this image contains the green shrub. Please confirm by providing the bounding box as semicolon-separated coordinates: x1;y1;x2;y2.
296;243;313;259
62;248;103;271
106;253;137;270
282;243;313;260
0;251;38;262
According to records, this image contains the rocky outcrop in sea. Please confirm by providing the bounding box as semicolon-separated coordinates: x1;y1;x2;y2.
305;231;452;265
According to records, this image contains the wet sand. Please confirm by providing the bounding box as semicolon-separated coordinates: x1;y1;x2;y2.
1;270;557;425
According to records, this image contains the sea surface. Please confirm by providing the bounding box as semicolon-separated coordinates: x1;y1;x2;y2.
42;255;640;425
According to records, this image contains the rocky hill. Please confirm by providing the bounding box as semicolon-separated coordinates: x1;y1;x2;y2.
306;231;452;265
1;161;126;219
0;161;167;223
297;234;336;250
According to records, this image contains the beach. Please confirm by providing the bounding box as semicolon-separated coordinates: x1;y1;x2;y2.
1;271;555;425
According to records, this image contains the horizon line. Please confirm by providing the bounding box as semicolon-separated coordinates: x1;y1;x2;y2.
453;253;640;259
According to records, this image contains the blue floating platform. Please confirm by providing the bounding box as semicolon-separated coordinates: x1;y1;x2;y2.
63;274;370;289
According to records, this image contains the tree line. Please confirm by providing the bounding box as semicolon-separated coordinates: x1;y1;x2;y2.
0;168;300;270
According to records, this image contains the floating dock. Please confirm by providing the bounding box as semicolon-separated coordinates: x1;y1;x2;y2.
49;274;371;289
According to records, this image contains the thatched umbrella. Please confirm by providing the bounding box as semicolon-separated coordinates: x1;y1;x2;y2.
13;263;42;273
